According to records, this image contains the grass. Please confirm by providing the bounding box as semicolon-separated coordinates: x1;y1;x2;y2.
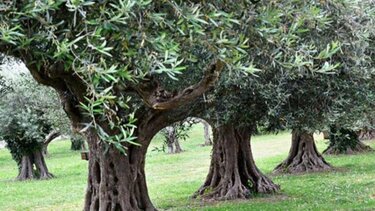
0;125;374;211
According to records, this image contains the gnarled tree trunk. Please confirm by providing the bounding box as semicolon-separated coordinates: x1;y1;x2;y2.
193;124;279;201
17;150;53;181
84;130;156;211
274;130;331;174
323;127;373;155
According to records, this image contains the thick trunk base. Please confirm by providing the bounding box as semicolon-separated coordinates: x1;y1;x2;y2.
84;132;156;211
17;150;53;181
274;130;332;174
323;142;373;155
193;125;279;201
324;128;373;155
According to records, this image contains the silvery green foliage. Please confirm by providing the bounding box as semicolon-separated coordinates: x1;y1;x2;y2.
0;74;69;165
0;77;51;165
209;0;375;132
0;0;256;151
0;0;374;147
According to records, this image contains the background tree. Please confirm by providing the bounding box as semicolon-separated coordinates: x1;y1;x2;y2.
323;59;375;155
194;75;282;200
0;76;58;180
160;118;198;154
70;134;86;151
200;119;213;146
158;118;211;153
323;126;373;155
359;126;375;140
244;0;375;174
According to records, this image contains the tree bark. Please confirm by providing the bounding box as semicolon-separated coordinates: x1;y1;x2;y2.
17;149;54;181
84;130;156;211
323;127;373;155
193;124;279;201
274;130;332;174
202;120;212;146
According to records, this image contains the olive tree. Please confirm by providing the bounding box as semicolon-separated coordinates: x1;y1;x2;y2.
0;1;258;209
0;75;59;180
160;118;198;154
242;0;375;174
324;70;375;154
323;127;373;155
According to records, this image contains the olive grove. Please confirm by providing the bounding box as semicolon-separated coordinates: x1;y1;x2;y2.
1;0;375;210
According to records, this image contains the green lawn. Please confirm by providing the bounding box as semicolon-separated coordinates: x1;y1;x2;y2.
0;125;374;211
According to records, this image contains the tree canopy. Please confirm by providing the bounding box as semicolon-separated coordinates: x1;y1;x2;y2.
203;0;375;133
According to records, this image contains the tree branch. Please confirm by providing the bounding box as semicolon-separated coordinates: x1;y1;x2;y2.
135;59;224;110
44;130;61;146
42;130;61;155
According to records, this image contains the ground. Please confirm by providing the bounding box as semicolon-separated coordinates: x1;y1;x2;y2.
0;125;374;211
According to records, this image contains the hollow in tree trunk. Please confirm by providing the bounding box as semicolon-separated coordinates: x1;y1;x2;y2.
202;120;212;146
193;125;279;201
84;130;156;211
274;130;332;174
17;149;54;181
323;127;373;155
